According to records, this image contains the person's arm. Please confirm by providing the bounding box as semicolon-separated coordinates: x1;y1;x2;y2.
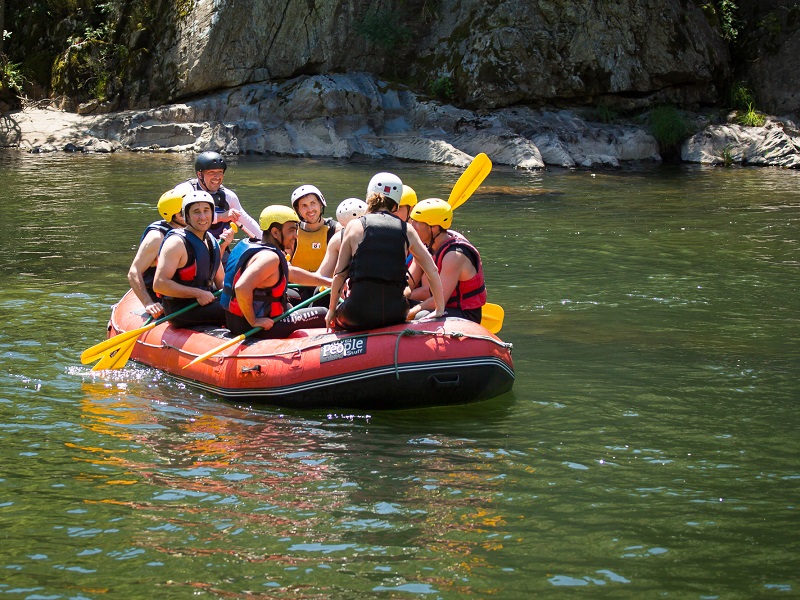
405;258;424;295
213;258;225;291
325;221;359;328
226;190;262;240
153;236;218;306
316;234;341;278
412;252;465;316
127;231;165;317
406;259;430;302
408;280;430;302
233;252;279;330
406;228;445;318
218;226;235;254
289;265;332;288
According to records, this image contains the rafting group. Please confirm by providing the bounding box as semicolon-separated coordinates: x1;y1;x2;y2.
125;151;493;343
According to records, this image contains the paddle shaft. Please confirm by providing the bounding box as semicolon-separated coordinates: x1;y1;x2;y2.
184;288;332;367
243;287;332;335
81;290;222;364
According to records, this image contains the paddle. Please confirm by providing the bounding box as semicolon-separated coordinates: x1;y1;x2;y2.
447;152;492;210
81;290;223;366
90;329;139;371
88;316;154;371
183;287;332;368
480;302;504;334
445;155;505;332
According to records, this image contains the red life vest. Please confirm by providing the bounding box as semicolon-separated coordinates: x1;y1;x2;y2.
433;236;487;310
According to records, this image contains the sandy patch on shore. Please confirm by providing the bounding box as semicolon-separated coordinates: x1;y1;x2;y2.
0;107;102;150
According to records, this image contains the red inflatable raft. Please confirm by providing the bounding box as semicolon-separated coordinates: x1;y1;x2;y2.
105;289;515;409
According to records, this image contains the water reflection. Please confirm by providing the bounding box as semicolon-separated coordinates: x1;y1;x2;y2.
72;378;526;595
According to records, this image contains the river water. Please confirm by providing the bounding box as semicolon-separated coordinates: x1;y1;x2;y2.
1;150;797;598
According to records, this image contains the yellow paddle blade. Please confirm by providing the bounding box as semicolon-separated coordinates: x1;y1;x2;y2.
481;302;504;334
448;153;492;211
80;322;157;365
183;333;246;369
90;336;137;371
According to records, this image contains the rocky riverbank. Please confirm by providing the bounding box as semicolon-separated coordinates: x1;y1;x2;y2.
2;73;798;169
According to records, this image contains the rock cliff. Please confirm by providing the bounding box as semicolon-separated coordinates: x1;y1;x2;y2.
138;0;729;111
4;1;799;168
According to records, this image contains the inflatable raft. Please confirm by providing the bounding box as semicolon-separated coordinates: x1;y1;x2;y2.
105;289;515;409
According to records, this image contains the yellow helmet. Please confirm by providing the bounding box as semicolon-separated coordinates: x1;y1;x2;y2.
399;185;418;208
157;189;184;222
410;198;452;228
259;205;300;231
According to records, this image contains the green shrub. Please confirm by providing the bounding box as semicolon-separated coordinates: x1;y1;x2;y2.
702;1;739;41
429;75;455;102
729;82;755;111
356;9;412;51
593;99;618;124
648;105;694;155
736;103;766;127
0;55;28;96
720;145;735;166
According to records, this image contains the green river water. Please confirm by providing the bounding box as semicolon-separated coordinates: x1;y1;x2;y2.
0;150;797;598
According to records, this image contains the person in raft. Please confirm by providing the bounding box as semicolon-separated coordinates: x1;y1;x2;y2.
325;172;445;332
406;198;487;324
395;184;418;222
173;151;261;260
289;185;341;294
152;191;227;328
315;197;368;278
221;206;332;338
127;189;186;318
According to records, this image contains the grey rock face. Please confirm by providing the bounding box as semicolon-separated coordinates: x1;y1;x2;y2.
410;0;730;109
8;73;797;169
4;73;661;168
682;118;800;168
145;0;729;110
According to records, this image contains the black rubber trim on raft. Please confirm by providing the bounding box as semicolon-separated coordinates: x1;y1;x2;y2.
162;356;515;409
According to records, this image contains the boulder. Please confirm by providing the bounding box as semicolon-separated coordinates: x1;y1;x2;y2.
682;118;800;168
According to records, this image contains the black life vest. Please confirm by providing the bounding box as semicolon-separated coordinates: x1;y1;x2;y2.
349;212;409;285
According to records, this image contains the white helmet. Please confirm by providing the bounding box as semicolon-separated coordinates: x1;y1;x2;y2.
181;190;215;214
367;172;403;205
291;184;327;213
336;198;368;227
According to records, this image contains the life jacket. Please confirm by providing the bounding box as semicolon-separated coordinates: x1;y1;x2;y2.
139;220;171;295
185;178;231;239
162;228;221;294
220;240;290;319
349;212;409;285
291;217;337;271
434;236;487;310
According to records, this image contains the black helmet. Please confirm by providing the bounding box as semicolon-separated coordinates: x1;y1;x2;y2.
194;151;227;173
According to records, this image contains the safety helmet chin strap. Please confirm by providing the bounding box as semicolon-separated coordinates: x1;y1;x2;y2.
265;227;289;253
427;226;446;252
197;171;221;193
